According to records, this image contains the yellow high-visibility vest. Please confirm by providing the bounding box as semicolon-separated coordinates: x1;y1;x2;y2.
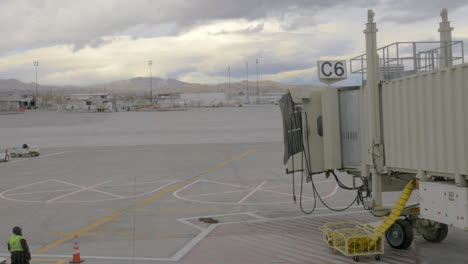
8;235;25;252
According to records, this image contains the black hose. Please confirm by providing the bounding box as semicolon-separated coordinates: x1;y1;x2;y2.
311;175;358;212
299;169;316;214
331;170;363;190
289;111;364;214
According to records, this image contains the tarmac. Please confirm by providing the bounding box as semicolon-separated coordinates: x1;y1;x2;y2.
0;106;467;264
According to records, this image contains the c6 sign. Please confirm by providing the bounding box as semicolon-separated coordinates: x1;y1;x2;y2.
317;60;347;84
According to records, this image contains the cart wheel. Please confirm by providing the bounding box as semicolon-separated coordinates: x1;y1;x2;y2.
11;153;16;158
353;256;359;262
385;219;413;249
375;254;381;261
422;224;448;243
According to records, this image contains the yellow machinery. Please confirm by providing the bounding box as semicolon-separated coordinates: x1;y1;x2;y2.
320;222;383;262
319;178;418;261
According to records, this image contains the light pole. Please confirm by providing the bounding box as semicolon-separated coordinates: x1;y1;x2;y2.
34;61;39;98
148;60;153;105
228;66;231;98
246;61;249;104
256;58;259;104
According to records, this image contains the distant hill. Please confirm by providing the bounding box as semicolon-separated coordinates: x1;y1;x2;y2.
0;77;323;96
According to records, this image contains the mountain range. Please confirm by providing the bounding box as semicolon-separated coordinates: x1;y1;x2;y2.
0;77;323;96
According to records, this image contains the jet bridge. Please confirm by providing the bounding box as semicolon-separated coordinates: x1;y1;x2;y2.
280;8;468;258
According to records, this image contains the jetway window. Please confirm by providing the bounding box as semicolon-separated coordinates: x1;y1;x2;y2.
317;115;323;137
339;88;361;168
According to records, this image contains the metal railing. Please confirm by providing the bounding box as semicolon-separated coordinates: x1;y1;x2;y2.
350;41;464;81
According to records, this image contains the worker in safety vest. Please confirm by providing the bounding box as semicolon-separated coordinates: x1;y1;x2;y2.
8;226;31;264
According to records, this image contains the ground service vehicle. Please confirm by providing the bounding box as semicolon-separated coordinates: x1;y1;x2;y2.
10;144;40;157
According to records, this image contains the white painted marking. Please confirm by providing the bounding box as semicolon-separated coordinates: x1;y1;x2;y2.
173;178;337;205
245;212;266;219
171;224;217;261
237;180;266;204
178;212;266;227
184;189;248;198
173;179;201;197
7;187;79;196
0;179;55;197
219;210;371;226
46;180;112;202
50;179;97;189
178;209;372;229
200;179;254;190
1;180;179;203
51;179;124;199
102;178;176;188
0;214;217;262
176;218;206;231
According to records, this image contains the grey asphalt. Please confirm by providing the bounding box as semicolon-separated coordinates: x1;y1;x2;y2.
0;106;467;264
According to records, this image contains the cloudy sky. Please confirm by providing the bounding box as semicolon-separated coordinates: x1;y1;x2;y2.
1;0;468;86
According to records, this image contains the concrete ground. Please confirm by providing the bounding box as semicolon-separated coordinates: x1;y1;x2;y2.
0;106;467;264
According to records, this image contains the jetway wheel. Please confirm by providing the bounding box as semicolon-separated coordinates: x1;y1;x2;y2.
385;219;413;249
422;223;448;243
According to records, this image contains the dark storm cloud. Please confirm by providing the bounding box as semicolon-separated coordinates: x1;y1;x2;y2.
2;0;468;86
0;0;373;53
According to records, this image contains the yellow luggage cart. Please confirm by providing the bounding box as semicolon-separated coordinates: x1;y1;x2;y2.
320;221;384;262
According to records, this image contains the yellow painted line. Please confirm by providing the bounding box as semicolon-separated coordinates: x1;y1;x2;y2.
34;149;256;254
32;259;67;264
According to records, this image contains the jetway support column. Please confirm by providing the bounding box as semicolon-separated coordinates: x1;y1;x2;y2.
439;8;453;68
364;10;384;210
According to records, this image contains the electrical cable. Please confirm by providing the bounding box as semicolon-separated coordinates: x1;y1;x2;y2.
292;171;296;203
288;110;316;214
299;169;317;214
311;176;359;212
293;111;358;214
289;110;300;202
299;117;317;214
331;170;363;190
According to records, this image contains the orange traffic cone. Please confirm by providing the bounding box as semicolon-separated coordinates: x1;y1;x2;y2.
69;234;84;263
